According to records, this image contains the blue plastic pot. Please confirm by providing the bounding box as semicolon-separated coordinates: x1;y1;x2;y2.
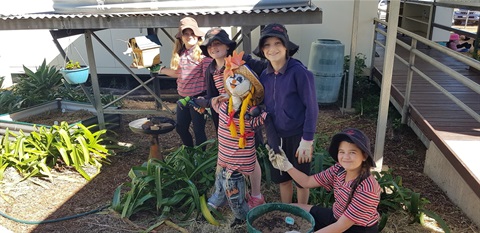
247;203;315;233
60;66;89;84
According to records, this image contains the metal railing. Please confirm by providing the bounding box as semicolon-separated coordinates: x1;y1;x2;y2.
372;18;480;125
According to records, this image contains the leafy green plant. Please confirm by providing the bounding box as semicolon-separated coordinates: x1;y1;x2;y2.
338;53;380;113
1;128;56;181
0;122;112;181
0;90;22;114
13;59;63;108
64;60;82;70
46;122;111;179
344;53;367;78
373;169;450;232
112;140;217;220
56;82;122;107
344;53;382;116
308;133;336;207
1;59;121;115
256;145;272;184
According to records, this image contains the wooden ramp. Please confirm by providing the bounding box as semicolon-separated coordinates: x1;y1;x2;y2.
372;33;480;198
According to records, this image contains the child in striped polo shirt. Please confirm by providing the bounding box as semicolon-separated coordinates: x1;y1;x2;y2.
207;51;267;227
153;17;212;148
268;128;381;233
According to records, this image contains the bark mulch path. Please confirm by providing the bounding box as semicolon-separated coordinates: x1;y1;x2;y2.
0;100;478;233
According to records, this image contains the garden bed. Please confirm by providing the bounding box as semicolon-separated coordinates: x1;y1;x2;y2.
0;102;478;233
0;100;121;138
21;109;95;126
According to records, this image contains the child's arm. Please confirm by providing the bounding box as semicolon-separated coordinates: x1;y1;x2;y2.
315;215;355;233
210;94;229;113
286;167;321;189
268;149;319;188
245;105;266;127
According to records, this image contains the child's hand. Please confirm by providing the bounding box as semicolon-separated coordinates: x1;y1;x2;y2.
147;64;165;74
295;138;313;164
192;97;206;114
266;144;292;171
211;94;229;113
245;105;264;120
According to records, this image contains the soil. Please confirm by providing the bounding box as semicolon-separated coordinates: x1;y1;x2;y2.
0;98;479;233
251;210;311;233
21;109;95;126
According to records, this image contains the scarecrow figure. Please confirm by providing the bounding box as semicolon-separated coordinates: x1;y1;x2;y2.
207;51;267;227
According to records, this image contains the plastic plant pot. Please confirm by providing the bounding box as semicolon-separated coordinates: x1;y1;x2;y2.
246;203;315;233
60;66;89;84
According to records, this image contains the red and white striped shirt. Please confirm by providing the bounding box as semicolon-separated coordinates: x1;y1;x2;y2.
217;102;266;175
313;163;380;227
175;47;212;97
213;68;226;94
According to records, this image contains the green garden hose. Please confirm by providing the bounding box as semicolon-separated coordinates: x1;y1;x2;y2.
0;204;110;224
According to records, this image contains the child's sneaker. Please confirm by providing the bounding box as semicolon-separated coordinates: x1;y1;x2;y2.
247;193;265;209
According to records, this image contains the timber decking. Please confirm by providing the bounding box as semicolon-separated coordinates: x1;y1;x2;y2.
372;34;480;198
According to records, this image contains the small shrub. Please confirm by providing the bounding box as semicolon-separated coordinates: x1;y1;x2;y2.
344;53;367;78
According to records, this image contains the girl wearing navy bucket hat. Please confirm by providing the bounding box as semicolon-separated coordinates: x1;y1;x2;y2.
254;23;318;205
197;28;267;131
268;128;381;233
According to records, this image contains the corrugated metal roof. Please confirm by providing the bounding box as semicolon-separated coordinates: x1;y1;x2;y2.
0;5;322;30
1;5;319;19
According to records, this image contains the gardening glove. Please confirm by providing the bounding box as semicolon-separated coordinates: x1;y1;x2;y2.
295;138;313;164
147;64;161;74
176;99;185;110
266;144;292;172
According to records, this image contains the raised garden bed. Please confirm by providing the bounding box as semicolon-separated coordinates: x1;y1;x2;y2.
0;99;120;139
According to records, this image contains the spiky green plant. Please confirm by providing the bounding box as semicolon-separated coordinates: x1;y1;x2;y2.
112;140;217;220
0;122;112;181
13;59;63;108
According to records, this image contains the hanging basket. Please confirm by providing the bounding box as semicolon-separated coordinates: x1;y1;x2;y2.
60;66;90;84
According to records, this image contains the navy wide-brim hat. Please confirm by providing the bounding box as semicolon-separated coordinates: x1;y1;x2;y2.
328;128;376;167
253;23;299;59
200;28;237;58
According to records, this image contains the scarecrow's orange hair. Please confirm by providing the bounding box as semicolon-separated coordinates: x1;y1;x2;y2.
224;51;245;79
